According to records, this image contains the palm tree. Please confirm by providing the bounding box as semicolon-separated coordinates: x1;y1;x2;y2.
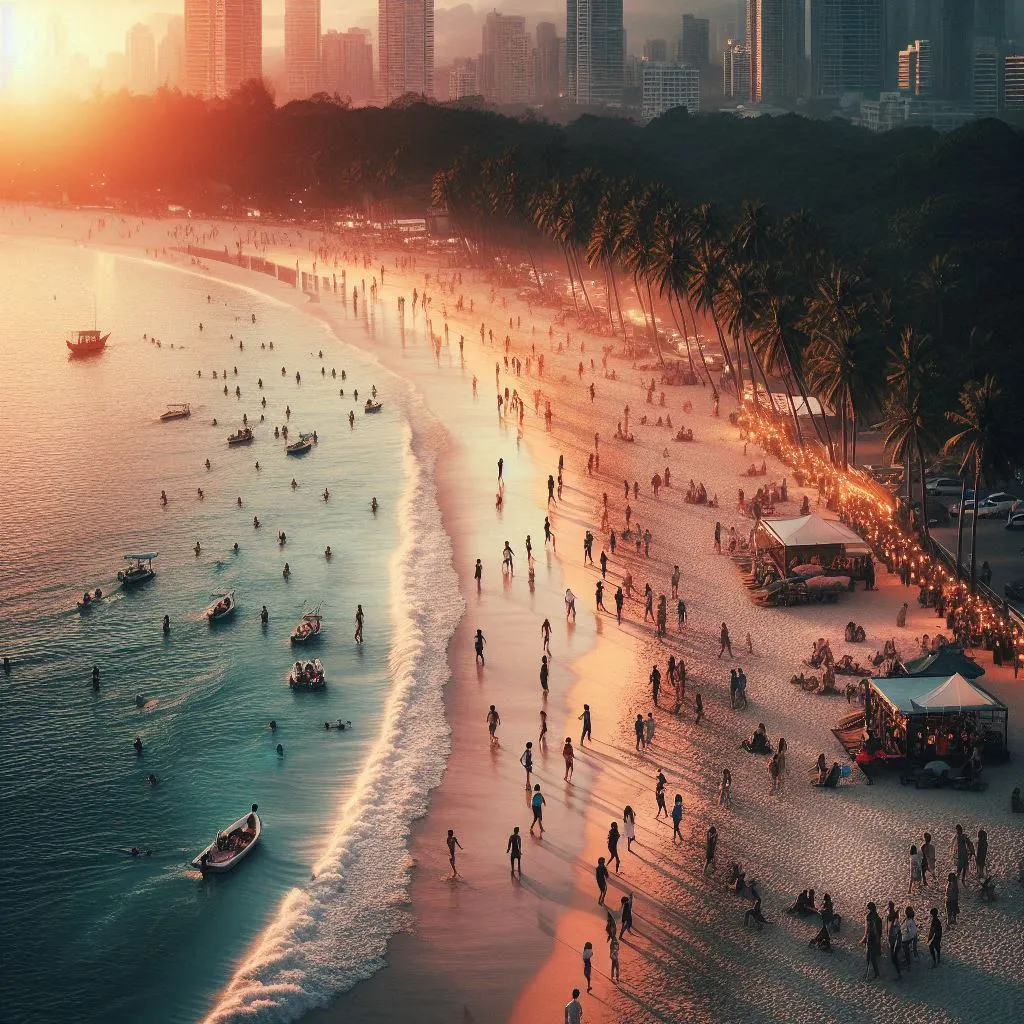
586;186;629;336
616;186;668;360
942;376;1004;593
885;326;935;517
719;260;769;408
689;240;740;397
882;391;933;543
915;254;960;348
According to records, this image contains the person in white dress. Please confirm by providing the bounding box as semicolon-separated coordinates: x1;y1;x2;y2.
623;805;637;852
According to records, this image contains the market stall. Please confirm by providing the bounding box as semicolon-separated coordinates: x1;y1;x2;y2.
865;673;1008;765
755;514;873;582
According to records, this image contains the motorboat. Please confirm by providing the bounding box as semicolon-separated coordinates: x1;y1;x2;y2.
191;806;262;874
227;426;254;446
118;553;157;588
364;399;383;414
289;658;326;690
285;432;314;455
290;606;322;644
161;403;191;421
66;329;109;357
206;590;236;622
77;587;103;611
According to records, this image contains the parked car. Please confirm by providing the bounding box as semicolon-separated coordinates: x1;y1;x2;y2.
1005;579;1024;603
976;492;1019;518
926;477;966;497
1007;510;1024;530
911;501;951;527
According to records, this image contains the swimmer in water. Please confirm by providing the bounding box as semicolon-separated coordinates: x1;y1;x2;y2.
371;497;378;512
205;459;211;470
194;541;202;556
255;461;260;471
325;546;332;559
147;774;159;786
323;488;329;502
162;615;170;634
283;563;290;579
133;736;143;754
261;606;269;624
253;516;260;529
269;719;277;730
160;490;168;505
237;496;242;507
233;542;239;553
291;479;297;490
277;744;284;756
92;665;100;690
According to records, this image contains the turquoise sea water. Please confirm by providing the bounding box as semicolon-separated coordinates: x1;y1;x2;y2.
0;241;459;1023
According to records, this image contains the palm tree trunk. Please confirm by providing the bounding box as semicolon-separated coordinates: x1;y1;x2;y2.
608;263;626;337
709;309;739;398
667;296;695;374
955;477;967;580
782;372;806;446
682;294;719;401
563;247;580;316
851;411;858;466
916;441;931;544
969;463;981;594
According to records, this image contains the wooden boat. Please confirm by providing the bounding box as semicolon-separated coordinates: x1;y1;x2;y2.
227;426;254;446
289;658;326;690
160;403;191;421
191;806;261;874
285;432;314;455
290;606;322;644
118;553;157;588
364;399;383;414
66;329;109;357
206;590;236;622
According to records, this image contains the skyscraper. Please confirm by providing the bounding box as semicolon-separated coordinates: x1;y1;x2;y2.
810;0;883;98
897;38;932;95
723;41;751;98
680;14;710;66
971;36;999;113
747;0;805;103
285;0;321;99
534;22;562;101
379;0;434;102
158;16;185;90
1004;51;1024;108
641;62;699;122
322;29;374;103
567;0;625;104
480;12;529;105
126;22;156;94
183;0;261;99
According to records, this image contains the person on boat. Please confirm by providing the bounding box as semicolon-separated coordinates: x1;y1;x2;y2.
261;606;269;625
283;563;290;579
325;546;332;559
162;615;170;634
246;804;259;832
133;736;143;754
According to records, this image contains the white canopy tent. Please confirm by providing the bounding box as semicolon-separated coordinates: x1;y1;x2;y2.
757;514;871;555
910;673;1003;713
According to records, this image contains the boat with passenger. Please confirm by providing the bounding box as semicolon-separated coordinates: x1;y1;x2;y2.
285;432;314;455
160;403;191;421
289;659;326;690
205;590;236;622
77;588;104;611
191;805;261;874
290;606;322;644
118;553;157;588
364;399;383;414
227;426;254;446
66;329;109;357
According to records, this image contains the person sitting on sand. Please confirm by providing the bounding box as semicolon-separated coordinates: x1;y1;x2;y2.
742;724;771;754
744;898;769;930
789;889;816;915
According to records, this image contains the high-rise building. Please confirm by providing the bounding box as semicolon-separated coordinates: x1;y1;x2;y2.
897;38;932;95
810;0;884;98
567;0;625;104
379;0;434;102
975;0;1006;39
480;11;529;105
1004;51;1024;107
747;0;805;103
941;0;975;101
643;39;668;63
158;16;185;90
449;58;479;100
535;22;562;101
723;41;751;98
680;14;710;66
126;22;156;94
183;0;261;99
322;29;374;103
285;0;321;99
971;35;1000;113
641;61;699;122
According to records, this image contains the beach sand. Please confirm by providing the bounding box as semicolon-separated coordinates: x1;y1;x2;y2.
7;205;1023;1024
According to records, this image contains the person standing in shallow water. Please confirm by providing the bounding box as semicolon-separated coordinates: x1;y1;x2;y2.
507;826;522;876
474;629;486;665
354;605;364;643
446;829;463;877
540;655;549;695
579;704;592;745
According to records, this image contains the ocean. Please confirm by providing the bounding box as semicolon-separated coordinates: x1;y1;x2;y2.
0;240;460;1023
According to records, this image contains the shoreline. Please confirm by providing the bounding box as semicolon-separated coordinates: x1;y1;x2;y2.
7;206;1023;1024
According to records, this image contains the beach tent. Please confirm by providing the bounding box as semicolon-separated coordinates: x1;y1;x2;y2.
898;646;984;679
865;674;1008;764
755;514;872;577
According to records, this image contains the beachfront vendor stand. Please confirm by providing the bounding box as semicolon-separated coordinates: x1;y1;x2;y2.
755;514;873;581
865;673;1008;765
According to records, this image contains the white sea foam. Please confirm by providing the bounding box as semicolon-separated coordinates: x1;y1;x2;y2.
202;413;462;1023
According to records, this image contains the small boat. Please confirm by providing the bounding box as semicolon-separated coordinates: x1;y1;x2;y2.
285;432;314;456
191;806;262;874
227;426;254;446
289;658;326;690
67;329;109;357
161;403;191;421
118;553;158;588
364;400;383;414
290;606;322;644
206;590;236;622
77;587;103;611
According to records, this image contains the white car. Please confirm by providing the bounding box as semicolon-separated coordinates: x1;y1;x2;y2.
977;492;1019;518
1007;510;1024;531
926;477;964;496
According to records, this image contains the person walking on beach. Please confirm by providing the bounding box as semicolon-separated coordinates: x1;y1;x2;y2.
502;540;515;576
719;768;732;807
944;873;959;925
474;629;486;665
645;712;655;748
975;829;988;879
446;829;463;877
671;794;684;843
565;588;577;621
951;824;972;886
541;618;552;654
595;857;610;904
671;565;680;599
582;941;594;993
650;664;661;705
860;902;882;979
540;655;549;695
539;710;548;745
563;737;575;781
507;826;522;877
704;825;718;876
623;805;637;852
579;704;592;745
486;705;501;746
718;622;732;658
644;585;654;623
609;933;620;983
520;742;534;789
474;558;483;589
354;605;364;643
619;894;634;938
564;988;584;1024
634;714;646;752
607;822;621;871
614;586;624;624
600;550;608;579
695;692;705;725
530;784;546;835
909;844;924;894
714;522;722;554
583;531;594;566
544;517;555;550
677;598;687;631
655;771;668;818
497;457;503;482
921;833;936;886
595;580;606;611
927;907;943;966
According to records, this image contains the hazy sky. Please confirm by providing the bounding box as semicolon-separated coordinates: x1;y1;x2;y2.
11;1;739;63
